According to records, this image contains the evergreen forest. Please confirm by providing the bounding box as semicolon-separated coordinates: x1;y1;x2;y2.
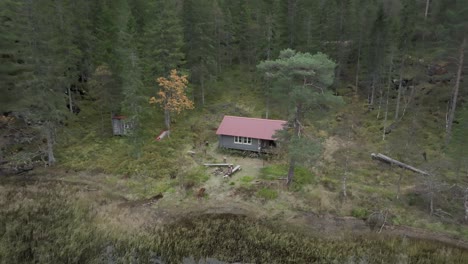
1;0;468;263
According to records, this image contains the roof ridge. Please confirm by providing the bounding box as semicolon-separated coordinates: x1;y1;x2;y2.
224;115;287;122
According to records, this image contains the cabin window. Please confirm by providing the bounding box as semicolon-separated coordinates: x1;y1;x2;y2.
234;136;252;145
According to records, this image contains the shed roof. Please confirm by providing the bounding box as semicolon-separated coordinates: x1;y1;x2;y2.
112;115;127;120
216;115;287;141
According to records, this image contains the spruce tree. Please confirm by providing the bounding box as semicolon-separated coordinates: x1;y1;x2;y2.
141;0;185;84
115;0;146;158
183;0;216;105
0;0;32;112
18;0;84;165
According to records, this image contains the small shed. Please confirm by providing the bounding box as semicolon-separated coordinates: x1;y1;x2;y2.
112;115;133;136
216;115;287;152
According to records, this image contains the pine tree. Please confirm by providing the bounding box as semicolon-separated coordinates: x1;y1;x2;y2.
258;49;340;186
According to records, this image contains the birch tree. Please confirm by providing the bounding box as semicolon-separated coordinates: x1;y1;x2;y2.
150;69;194;131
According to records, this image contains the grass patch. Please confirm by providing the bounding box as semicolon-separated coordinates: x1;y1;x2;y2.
179;167;209;189
260;165;314;191
256;187;278;200
124;177;172;199
260;164;287;180
320;177;339;191
239;176;254;187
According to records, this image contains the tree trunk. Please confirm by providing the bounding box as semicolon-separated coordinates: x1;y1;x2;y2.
44;122;56;166
214;21;221;74
446;37;466;144
383;54;394;141
201;75;205;106
369;74;376;109
287;104;302;187
342;155;348;201
424;0;430;20
382;89;389;141
266;15;273;60
334;0;346;88
67;86;73;113
355;28;362;96
395;60;405;120
376;82;382;119
342;172;347;200
400;85;415;120
164;108;171;131
286;157;296;186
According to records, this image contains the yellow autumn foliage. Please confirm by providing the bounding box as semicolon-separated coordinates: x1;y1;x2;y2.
150;69;194;114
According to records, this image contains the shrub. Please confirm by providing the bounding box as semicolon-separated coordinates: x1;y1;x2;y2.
351;207;369;219
293;167;314;186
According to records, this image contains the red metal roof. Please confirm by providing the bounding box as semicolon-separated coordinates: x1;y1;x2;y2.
216;116;287;140
112;115;126;120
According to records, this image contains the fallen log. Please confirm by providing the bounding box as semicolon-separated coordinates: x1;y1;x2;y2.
371;153;429;176
224;165;241;178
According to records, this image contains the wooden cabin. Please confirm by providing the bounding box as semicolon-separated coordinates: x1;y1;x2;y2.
216;115;287;152
112;115;133;136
